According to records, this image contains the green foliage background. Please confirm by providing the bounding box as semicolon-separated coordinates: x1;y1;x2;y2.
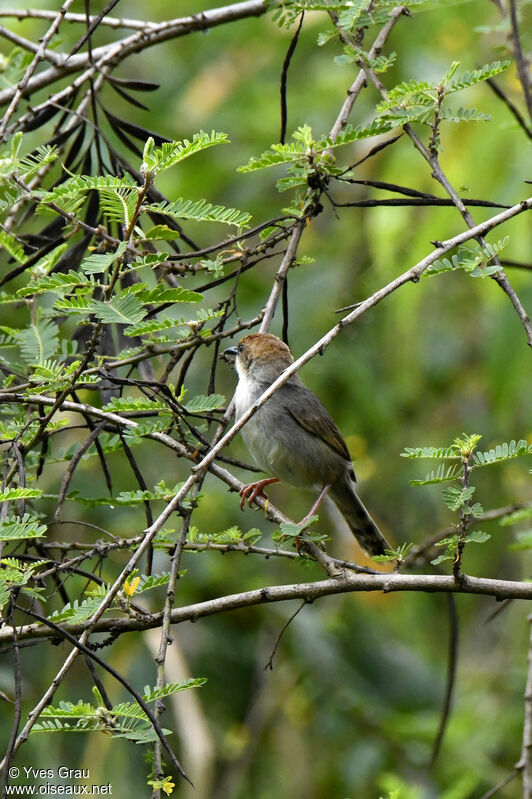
0;0;531;797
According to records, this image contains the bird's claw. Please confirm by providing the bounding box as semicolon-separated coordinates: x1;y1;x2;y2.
238;478;279;510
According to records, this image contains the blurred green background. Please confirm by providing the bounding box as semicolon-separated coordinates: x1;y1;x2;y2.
0;0;531;796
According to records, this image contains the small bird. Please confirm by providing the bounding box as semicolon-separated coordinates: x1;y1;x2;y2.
224;333;390;557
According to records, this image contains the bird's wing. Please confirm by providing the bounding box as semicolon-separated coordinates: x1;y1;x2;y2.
285;386;352;463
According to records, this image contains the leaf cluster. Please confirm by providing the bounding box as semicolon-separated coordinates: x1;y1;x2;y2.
33;679;205;744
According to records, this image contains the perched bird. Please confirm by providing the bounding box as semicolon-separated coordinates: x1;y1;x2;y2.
224;333;390;558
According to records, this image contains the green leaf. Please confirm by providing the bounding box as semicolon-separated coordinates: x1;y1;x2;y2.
133;284;203;305
448;60;510;93
376;79;437;113
36;173;137;204
439;107;491;123
401;446;462;460
238;148;303;173
238;127;310;174
48;588;108;623
473;440;532;468
0;513;47;541
0;291;20;304
141;131;229;175
509;531;532;551
135;572;172;593
318;118;397;149
431;528;490;565
500;507;532;527
277;515;319;538
0;230;25;263
140;225;180;241
99;188;138;226
16;319;59;365
144;198;251;228
102;396;168;414
0;487;43;500
182;393;225;413
65;481;186;507
142;678;207;702
431;550;455;566
53;296;93;314
80;242;127;274
92;295;146;326
372;543;413;563
27;243;69;276
131;252;172;270
123;307;221;339
410;464;464;486
123;316;189;338
39;700;95;718
441;485;475;511
465;530;490;544
18;144;58;178
17;270;92;297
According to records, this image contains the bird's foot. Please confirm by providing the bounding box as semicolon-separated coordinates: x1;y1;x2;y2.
239;478;279;510
297;484;331;526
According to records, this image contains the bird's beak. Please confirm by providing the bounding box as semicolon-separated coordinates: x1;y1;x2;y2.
222;346;238;362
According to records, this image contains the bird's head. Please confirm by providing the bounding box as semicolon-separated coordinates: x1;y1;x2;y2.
225;333;294;383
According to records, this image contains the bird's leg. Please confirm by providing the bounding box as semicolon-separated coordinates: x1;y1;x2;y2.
298;484;331;526
239;478;280;509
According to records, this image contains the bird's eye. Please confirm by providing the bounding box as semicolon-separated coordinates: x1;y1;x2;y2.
237;344;243;353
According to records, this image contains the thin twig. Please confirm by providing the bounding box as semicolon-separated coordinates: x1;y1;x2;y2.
54;422;106;524
0;0;77;140
477;771;519;799
0;8;150;29
428;594;459;767
347;53;532;347
0;0;268;114
264;600;306;670
517;619;532;797
279;13;305;145
508;0;532;122
259;4;409;332
0;603;22;794
328;6;408;142
487;77;532;140
152;512;193;785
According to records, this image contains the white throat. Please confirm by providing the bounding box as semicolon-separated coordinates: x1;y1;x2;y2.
233;369;255;420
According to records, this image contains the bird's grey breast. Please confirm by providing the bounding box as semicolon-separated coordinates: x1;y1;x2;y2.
234;375;326;487
234;375;275;474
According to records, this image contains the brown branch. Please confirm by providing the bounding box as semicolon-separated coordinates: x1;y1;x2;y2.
508;0;532;122
4;571;532;646
0;0;268;112
328;6;409;142
0;8;149;29
0;0;77;140
54;422;106;524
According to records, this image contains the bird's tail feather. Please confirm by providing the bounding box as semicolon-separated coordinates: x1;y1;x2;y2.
330;480;390;557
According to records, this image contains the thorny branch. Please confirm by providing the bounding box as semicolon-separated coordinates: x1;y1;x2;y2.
4;572;532;648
